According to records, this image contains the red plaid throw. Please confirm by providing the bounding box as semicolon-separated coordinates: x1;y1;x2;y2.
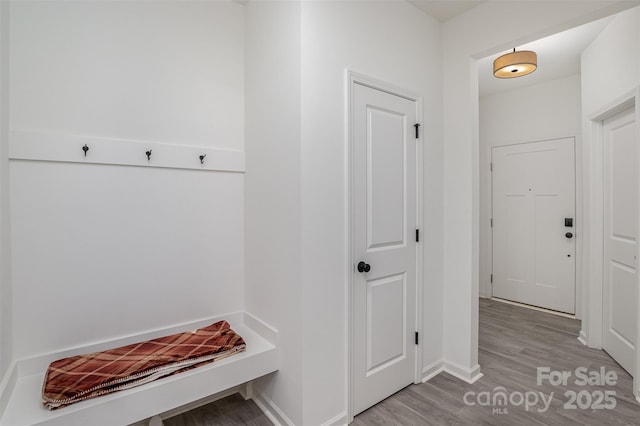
42;320;246;410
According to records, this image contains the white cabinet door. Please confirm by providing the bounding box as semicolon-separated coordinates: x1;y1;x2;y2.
603;106;637;375
353;83;417;415
492;138;576;314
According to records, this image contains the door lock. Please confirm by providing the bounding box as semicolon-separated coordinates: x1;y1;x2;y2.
565;232;574;239
357;261;371;273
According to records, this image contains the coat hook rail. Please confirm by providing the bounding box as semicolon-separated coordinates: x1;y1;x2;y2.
10;130;246;172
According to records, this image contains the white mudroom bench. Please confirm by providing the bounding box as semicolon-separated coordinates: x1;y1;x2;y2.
0;312;278;426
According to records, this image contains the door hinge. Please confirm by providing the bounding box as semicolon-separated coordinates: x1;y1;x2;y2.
490;274;493;283
415;331;419;345
416;229;420;242
490;218;493;227
490;162;493;172
414;123;421;139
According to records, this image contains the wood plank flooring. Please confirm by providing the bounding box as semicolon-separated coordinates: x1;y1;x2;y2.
353;298;640;425
163;393;271;426
168;298;640;425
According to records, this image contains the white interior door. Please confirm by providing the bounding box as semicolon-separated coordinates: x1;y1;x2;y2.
352;82;417;415
603;106;637;375
492;138;576;314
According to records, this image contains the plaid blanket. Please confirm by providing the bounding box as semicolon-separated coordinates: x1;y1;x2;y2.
42;320;246;410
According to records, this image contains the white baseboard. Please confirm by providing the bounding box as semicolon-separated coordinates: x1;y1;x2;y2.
0;361;17;419
490;297;575;319
443;361;483;384
578;330;588;346
321;411;347;426
421;359;483;384
421;360;445;382
251;391;294;426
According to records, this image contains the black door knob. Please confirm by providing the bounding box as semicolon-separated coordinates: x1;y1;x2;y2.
357;261;371;273
565;232;573;239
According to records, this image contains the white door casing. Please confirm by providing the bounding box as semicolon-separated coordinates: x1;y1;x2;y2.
492;138;576;314
352;81;417;416
603;105;637;375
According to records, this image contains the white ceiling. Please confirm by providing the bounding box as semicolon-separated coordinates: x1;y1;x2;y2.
408;0;485;22
406;1;614;98
478;16;613;97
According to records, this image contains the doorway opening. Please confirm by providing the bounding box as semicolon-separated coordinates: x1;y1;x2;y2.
346;71;424;421
476;9;640;400
490;137;577;315
585;91;639;388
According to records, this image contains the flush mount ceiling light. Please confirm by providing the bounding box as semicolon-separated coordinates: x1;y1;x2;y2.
493;48;537;78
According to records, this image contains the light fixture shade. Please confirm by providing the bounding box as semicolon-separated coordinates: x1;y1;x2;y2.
493;50;537;78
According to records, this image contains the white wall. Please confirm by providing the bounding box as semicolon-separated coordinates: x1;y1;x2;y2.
8;1;246;359
244;2;304;425
479;74;582;299
0;0;12;382
5;1;634;422
245;2;442;423
441;0;635;380
480;75;582;147
10;1;244;150
300;2;442;423
582;7;640;116
580;6;640;347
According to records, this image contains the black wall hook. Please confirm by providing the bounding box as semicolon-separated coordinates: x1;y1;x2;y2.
82;144;89;157
199;154;207;164
146;150;152;161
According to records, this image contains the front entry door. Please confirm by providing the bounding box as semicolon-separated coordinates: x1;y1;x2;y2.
492;138;576;314
352;82;417;415
603;105;637;375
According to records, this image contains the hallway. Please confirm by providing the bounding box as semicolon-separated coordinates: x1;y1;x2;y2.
352;298;638;425
170;298;640;425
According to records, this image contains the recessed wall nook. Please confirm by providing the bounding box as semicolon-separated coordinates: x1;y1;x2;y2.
0;1;638;425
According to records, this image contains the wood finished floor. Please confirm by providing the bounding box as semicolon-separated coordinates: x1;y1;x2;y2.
163;393;271;426
168;298;640;425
